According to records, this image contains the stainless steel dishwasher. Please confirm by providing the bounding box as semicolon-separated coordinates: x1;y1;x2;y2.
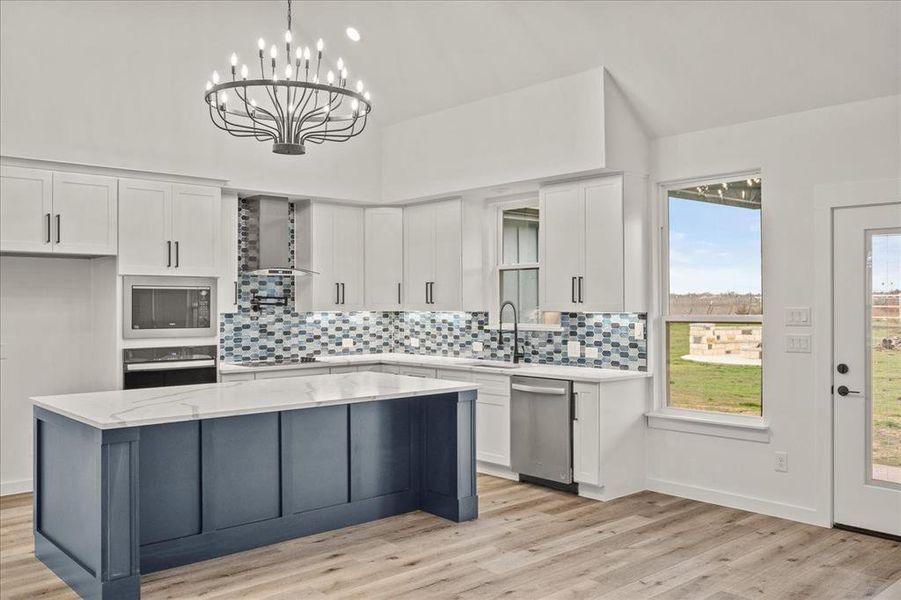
510;376;575;490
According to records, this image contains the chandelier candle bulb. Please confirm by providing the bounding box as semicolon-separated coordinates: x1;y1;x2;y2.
337;57;344;71
241;64;248;79
327;70;334;84
212;70;219;84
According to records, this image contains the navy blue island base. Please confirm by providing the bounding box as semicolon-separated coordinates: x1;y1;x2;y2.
33;390;478;600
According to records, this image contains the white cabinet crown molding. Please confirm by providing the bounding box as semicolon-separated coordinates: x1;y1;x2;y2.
1;155;227;188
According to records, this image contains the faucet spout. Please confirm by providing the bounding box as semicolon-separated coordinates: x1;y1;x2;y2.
499;301;524;364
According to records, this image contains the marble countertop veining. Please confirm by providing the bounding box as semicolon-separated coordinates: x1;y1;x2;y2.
219;352;652;383
32;372;479;430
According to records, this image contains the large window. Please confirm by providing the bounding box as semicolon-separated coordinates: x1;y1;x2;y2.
664;177;763;416
497;203;560;327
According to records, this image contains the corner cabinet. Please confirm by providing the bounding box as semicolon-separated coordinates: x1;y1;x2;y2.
118;178;221;276
539;176;624;312
295;202;365;312
364;207;404;310
0;166;117;256
403;199;462;311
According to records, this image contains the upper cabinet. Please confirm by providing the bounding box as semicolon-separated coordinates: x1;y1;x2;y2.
540;176;624;313
0;166;117;256
118;178;220;276
295;202;365;312
364;207;403;310
403;198;462;311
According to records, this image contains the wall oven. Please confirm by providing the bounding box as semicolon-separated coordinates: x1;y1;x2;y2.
123;276;216;339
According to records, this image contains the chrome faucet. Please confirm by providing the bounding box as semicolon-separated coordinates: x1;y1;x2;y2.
500;301;525;364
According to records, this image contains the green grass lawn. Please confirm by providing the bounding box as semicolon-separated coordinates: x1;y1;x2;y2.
667;321;900;468
666;322;762;416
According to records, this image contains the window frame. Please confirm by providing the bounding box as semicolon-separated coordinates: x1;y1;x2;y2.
655;170;767;425
492;197;562;332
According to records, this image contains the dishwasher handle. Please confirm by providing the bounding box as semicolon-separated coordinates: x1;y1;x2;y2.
511;383;568;395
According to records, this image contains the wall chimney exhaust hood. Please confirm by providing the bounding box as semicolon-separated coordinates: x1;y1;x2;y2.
243;196;318;276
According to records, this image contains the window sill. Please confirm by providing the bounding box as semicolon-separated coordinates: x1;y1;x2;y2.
645;409;771;443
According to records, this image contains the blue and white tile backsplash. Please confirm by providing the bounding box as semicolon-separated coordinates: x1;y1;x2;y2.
220;199;647;370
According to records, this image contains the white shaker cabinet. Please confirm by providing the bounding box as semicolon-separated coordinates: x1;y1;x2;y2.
118;178;221;276
540;175;624;312
364;207;404;310
403;199;462;311
0;166;116;256
217;190;240;314
295;202;364;311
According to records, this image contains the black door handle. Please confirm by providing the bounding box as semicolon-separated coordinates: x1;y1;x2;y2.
425;282;429;304
398;282;401;304
578;276;583;303
836;386;861;397
167;241;172;267
341;282;345;305
55;214;60;244
45;213;51;243
571;277;576;303
429;282;435;304
233;281;238;305
336;282;341;304
174;241;179;267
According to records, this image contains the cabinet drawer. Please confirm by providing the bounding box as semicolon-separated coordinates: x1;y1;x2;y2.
329;366;359;374
254;367;330;380
471;372;511;396
436;368;472;381
220;372;254;383
397;366;437;378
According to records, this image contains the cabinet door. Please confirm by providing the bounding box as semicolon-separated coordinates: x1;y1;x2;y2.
333;205;365;310
540;182;584;312
364;207;404;310
397;366;436;378
572;382;600;486
583;176;624;312
476;393;510;467
254;367;330;379
0;166;52;253
217;191;240;314
118;178;172;275
431;199;463;311
170;184;220;276
403;204;435;310
51;172;118;255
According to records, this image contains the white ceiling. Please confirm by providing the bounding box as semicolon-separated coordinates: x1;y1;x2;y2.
283;0;900;136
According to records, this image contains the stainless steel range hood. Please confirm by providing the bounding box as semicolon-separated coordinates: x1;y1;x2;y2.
244;195;318;276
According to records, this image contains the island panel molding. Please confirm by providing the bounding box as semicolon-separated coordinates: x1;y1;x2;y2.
32;376;478;600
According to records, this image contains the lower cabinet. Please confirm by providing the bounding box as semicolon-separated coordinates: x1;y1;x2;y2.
572;382;601;486
397;366;437;378
471;373;512;468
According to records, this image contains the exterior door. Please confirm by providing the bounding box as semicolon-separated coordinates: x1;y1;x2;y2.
833;202;901;537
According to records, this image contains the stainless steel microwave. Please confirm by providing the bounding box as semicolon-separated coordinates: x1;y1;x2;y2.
123;276;217;339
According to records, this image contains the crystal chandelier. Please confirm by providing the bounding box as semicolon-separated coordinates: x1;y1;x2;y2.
204;0;372;155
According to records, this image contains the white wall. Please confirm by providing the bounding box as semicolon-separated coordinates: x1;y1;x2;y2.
648;94;901;525
0;1;381;202
381;69;607;202
0;256;116;494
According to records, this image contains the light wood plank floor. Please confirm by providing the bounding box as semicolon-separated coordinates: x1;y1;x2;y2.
2;475;899;599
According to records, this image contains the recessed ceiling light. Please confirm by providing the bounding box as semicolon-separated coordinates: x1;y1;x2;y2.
346;27;360;42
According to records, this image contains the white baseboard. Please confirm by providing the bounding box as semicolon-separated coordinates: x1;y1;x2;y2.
1;478;32;496
477;461;519;481
646;477;827;527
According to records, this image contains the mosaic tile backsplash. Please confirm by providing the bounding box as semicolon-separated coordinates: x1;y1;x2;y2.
220;199;647;370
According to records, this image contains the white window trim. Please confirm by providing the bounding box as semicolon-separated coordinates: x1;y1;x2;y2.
651;170;770;440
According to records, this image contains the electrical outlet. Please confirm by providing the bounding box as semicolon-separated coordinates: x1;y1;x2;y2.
342;338;354;349
585;347;599;359
472;341;484;352
775;451;788;472
409;337;420;348
567;341;581;357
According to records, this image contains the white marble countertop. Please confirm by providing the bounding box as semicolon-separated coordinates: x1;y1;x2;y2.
219;352;651;383
32;372;479;430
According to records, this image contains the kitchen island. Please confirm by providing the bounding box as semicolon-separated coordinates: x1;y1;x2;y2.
31;372;479;600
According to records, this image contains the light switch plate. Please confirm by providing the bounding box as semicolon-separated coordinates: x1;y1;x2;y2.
634;322;645;339
567;341;581;357
585;347;599;359
472;341;484;352
342;338;354;349
409;337;420;348
785;334;811;353
785;307;811;327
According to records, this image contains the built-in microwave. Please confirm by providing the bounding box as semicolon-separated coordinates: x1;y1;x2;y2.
123;276;217;339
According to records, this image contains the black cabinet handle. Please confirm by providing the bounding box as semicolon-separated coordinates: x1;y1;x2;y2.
45;213;51;243
397;282;402;304
425;282;429;304
233;281;238;305
55;214;60;244
427;281;434;304
571;277;577;303
174;241;180;267
167;241;172;267
341;282;346;305
335;282;341;304
578;276;583;303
